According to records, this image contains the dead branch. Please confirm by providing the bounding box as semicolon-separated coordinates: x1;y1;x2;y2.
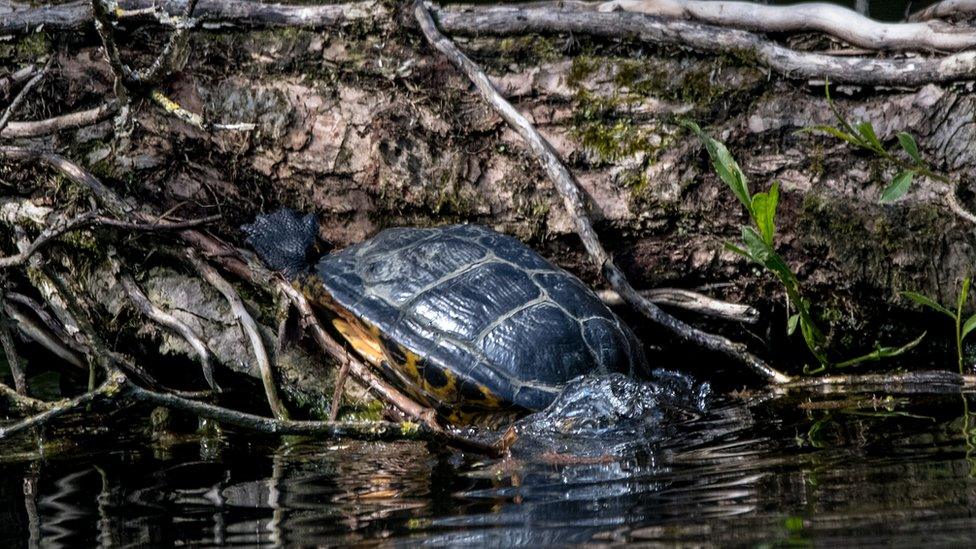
0;64;38;99
597;0;976;51
6;292;80;352
415;0;790;384
910;0;976;21
0;381;55;415
187;251;288;419
433;4;976;86
598;287;759;324
0;147;129;215
4;298;85;369
0;305;27;394
0;375;121;440
0;101;118;139
0;0;386;33
120;273;219;390
0;57;53;135
0;207;220;269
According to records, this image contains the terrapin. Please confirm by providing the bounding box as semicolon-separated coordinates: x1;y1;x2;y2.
243;209;648;423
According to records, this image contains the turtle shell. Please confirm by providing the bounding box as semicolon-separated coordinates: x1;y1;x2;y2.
312;224;647;417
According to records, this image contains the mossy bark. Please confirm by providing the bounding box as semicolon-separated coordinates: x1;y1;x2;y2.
3;12;975;387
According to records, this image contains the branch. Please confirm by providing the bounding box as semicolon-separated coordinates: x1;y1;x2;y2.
0;207;221;269
1;0;386;33
0;57;53;136
188;252;288;419
910;0;976;21
4;301;85;369
0;147;129;215
598;0;976;51
120;273;219;390
0;375;122;440
0;305;26;394
415;0;790;384
597;287;759;323
0;101;119;139
433;4;976;86
149;90;256;132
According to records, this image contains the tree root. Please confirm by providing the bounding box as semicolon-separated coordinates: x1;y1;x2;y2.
597;0;976;51
120;273;219;391
414;0;790;384
433;4;976;86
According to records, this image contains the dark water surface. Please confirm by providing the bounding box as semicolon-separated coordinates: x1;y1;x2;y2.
3;380;976;546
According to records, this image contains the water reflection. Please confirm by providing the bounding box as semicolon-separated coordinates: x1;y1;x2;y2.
2;387;976;546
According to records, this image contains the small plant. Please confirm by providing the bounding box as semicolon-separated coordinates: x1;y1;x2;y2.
807;82;972;214
902;278;975;375
683;120;924;374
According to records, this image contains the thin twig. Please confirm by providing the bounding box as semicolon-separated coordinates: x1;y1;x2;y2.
0;208;221;269
120;273;220;390
598;287;759;323
0;101;119;139
0;57;53;136
188;252;288;419
414;0;790;384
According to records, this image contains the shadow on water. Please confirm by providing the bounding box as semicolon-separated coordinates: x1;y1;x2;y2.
3;372;976;546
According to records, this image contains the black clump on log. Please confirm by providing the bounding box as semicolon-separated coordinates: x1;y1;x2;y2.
242;208;319;279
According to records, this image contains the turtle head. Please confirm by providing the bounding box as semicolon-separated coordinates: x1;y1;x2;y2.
241;208;320;279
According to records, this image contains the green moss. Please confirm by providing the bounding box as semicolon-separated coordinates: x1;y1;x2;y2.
0;32;50;64
340;398;386;422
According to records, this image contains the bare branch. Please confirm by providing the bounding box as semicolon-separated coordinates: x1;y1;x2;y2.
188;252;288;419
0;305;27;394
120;273;219;390
0;101;119;139
4;301;85;369
415;0;790;384
598;0;976;51
0;207;221;269
0;57;53;136
0;381;55;415
910;0;976;21
1;0;386;34
433;4;976;86
6;292;77;350
0;375;122;440
598;287;759;324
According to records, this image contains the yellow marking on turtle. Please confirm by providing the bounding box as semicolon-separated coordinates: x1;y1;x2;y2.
399;348;422;385
331;316;386;367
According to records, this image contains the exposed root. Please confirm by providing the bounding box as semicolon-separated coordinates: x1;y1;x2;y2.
0;303;27;394
0;101;119;139
910;0;976;21
433;4;976;86
598;0;976;51
415;0;789;384
3;301;85;369
188;251;287;419
120;273;219;391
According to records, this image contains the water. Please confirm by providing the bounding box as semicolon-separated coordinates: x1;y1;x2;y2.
3;375;976;546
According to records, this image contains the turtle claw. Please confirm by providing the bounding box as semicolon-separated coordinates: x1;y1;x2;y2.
241;208;319;279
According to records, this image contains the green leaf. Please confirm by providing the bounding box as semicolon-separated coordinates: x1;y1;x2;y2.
856;121;883;151
880;171;913;203
897;132;922;165
724;241;752;261
740;227;797;288
900;291;954;318
751;181;780;246
682;120;753;215
787;313;800;335
833;332;927;369
962;313;976;342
